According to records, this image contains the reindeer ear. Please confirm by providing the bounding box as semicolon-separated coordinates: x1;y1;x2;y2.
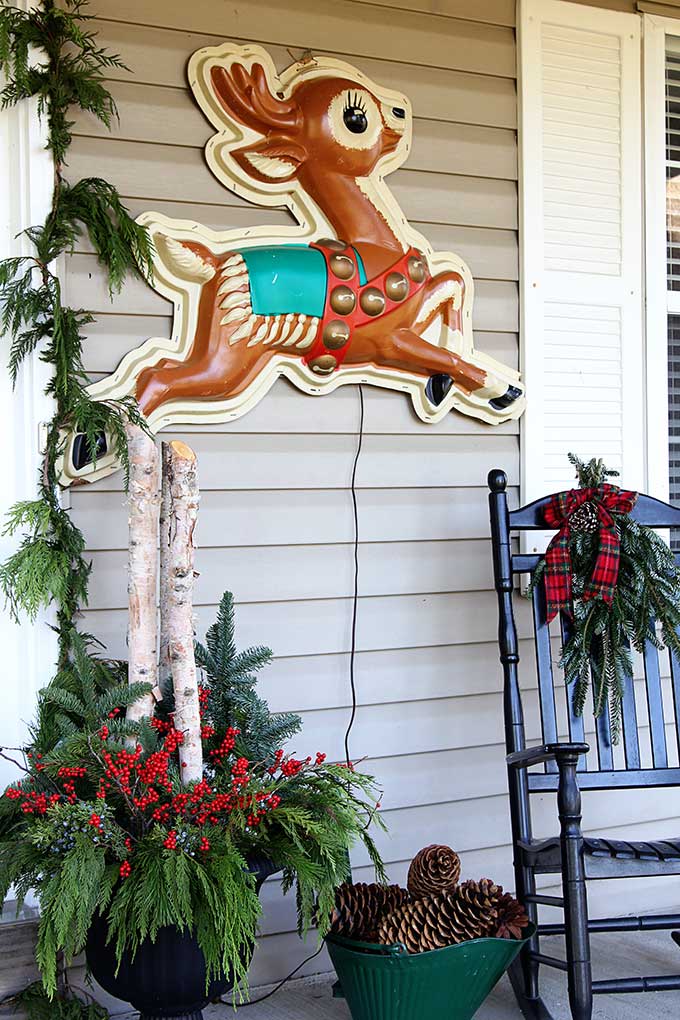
233;136;307;184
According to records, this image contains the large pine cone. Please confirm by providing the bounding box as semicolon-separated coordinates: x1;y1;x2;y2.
457;878;504;918
329;882;409;940
377;885;498;953
494;893;530;939
407;844;461;899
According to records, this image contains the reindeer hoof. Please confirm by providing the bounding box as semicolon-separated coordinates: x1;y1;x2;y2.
72;431;108;471
489;385;522;411
425;374;453;406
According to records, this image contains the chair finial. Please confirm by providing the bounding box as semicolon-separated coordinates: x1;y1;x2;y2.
488;469;507;493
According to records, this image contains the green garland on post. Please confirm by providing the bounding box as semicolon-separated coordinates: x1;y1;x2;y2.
530;453;680;740
0;0;152;660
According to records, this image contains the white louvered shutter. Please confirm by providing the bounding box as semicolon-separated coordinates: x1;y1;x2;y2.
519;0;645;538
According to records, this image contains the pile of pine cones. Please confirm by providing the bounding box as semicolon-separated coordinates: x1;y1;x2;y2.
329;844;529;954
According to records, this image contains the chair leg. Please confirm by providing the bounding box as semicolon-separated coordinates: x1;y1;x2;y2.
515;861;540;1001
508;957;555;1020
508;764;550;1015
558;755;592;1020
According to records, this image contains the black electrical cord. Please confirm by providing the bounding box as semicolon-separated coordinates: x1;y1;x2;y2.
225;942;326;1008
231;387;365;1009
344;384;364;770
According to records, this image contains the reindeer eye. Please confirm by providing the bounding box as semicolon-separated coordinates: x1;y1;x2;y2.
343;92;368;134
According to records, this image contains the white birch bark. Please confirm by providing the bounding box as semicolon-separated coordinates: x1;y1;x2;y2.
125;423;160;723
164;439;203;784
158;443;172;698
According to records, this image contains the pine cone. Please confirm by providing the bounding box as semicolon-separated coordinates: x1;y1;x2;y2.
457;878;504;916
494;893;529;939
407;844;461;899
377;885;498;953
569;501;599;534
329;882;409;940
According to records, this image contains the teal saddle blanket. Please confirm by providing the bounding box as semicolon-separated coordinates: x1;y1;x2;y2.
237;244;367;318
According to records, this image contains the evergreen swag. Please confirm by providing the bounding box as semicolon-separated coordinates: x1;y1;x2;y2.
0;595;385;999
529;453;680;740
0;0;153;659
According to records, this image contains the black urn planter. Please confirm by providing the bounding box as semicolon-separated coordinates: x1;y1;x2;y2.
85;855;278;1020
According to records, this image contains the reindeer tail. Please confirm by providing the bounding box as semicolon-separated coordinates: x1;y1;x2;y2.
153;233;220;283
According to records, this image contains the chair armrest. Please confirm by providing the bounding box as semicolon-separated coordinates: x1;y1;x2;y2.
507;742;589;769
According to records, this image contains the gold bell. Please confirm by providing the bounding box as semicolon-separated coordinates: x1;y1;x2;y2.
385;272;409;302
309;354;338;374
407;255;426;283
329;253;355;280
359;287;385;317
330;285;356;315
323;320;351;350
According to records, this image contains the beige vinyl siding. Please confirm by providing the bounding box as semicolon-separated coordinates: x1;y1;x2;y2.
65;0;522;987
61;0;680;991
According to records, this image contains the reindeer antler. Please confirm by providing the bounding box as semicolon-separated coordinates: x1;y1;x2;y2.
211;63;300;133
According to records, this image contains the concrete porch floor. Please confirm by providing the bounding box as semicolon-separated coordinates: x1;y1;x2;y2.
115;927;680;1020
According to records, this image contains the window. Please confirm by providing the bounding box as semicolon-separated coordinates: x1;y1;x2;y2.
644;15;680;527
666;38;680;544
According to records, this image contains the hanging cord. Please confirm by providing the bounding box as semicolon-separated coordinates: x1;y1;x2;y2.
230;386;366;1009
344;384;364;769
225;942;326;1009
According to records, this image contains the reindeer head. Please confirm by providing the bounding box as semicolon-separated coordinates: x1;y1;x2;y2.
189;44;411;199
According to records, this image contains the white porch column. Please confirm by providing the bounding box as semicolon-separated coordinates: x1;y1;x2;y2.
0;46;57;788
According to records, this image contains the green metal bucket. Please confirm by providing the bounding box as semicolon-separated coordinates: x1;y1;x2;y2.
326;923;536;1020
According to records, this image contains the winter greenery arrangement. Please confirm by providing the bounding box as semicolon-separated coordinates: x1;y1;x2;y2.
0;0;152;658
529;453;680;740
0;595;385;998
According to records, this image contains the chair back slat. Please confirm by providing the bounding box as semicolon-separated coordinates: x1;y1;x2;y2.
619;657;641;770
643;639;668;768
593;687;614;771
532;581;558;772
669;643;680;761
559;613;586;769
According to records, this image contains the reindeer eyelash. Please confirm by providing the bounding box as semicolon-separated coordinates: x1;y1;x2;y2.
343;91;367;114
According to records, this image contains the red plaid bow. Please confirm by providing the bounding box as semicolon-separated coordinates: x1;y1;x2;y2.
543;484;637;622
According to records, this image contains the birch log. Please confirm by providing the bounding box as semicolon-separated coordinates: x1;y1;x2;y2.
163;439;203;784
126;423;160;723
158;443;172;698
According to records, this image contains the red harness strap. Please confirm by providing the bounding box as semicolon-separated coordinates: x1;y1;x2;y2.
303;241;430;374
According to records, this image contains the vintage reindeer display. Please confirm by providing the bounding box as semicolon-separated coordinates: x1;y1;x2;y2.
61;43;525;484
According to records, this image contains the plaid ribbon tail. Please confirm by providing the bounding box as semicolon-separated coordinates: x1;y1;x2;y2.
544;530;572;622
583;507;619;605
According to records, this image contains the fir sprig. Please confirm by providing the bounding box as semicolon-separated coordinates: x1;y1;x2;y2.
195;591;303;766
13;982;108;1020
530;453;680;740
0;0;153;649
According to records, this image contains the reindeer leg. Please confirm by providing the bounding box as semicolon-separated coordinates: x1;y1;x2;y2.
136;343;279;417
357;326;487;391
414;271;523;410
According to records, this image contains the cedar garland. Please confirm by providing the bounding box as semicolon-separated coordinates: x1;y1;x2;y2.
0;0;153;659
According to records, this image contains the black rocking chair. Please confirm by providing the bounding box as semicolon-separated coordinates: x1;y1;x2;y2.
488;469;680;1020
